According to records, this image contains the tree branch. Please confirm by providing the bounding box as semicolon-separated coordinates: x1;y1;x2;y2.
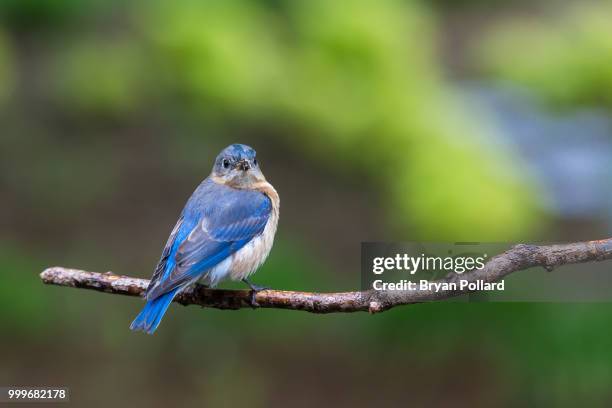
40;239;612;314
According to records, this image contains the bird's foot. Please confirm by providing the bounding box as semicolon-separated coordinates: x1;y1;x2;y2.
242;279;270;308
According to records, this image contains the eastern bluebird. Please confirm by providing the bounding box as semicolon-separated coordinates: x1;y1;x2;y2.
130;144;280;334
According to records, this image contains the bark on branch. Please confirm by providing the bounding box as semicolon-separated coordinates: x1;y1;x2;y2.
40;239;612;314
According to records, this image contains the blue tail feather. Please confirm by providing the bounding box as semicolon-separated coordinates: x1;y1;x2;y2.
130;288;179;334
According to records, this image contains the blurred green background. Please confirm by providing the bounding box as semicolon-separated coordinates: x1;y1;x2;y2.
1;0;611;406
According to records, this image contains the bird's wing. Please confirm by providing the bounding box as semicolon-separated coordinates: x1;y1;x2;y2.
145;188;271;300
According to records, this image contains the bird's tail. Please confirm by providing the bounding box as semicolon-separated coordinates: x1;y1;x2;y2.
130;288;179;334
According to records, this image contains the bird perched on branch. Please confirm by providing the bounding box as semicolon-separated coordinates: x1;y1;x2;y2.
130;143;280;334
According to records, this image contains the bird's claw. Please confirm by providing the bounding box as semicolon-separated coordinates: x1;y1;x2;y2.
249;283;269;292
249;290;260;308
242;279;269;308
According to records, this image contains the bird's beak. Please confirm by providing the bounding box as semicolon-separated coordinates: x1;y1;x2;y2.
236;159;251;171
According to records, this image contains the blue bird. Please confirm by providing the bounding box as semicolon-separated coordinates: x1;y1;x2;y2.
130;144;280;334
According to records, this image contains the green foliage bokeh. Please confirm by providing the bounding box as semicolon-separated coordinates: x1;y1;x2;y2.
135;0;542;240
0;30;13;105
474;1;612;109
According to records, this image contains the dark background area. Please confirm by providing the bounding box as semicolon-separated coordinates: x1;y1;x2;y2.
1;0;611;406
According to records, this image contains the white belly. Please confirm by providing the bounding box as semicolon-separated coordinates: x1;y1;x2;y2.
229;209;278;281
201;181;279;287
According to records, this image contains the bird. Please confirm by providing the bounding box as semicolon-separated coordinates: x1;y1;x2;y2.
130;143;280;334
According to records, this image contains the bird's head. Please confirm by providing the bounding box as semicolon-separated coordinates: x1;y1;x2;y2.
211;143;266;188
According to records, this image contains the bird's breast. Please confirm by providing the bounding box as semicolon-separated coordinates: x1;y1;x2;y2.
229;181;279;281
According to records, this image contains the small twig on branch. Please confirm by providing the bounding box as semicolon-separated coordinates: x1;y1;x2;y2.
40;239;612;314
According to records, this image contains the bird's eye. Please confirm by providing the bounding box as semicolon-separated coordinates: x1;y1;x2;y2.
253;158;258;166
222;159;230;169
